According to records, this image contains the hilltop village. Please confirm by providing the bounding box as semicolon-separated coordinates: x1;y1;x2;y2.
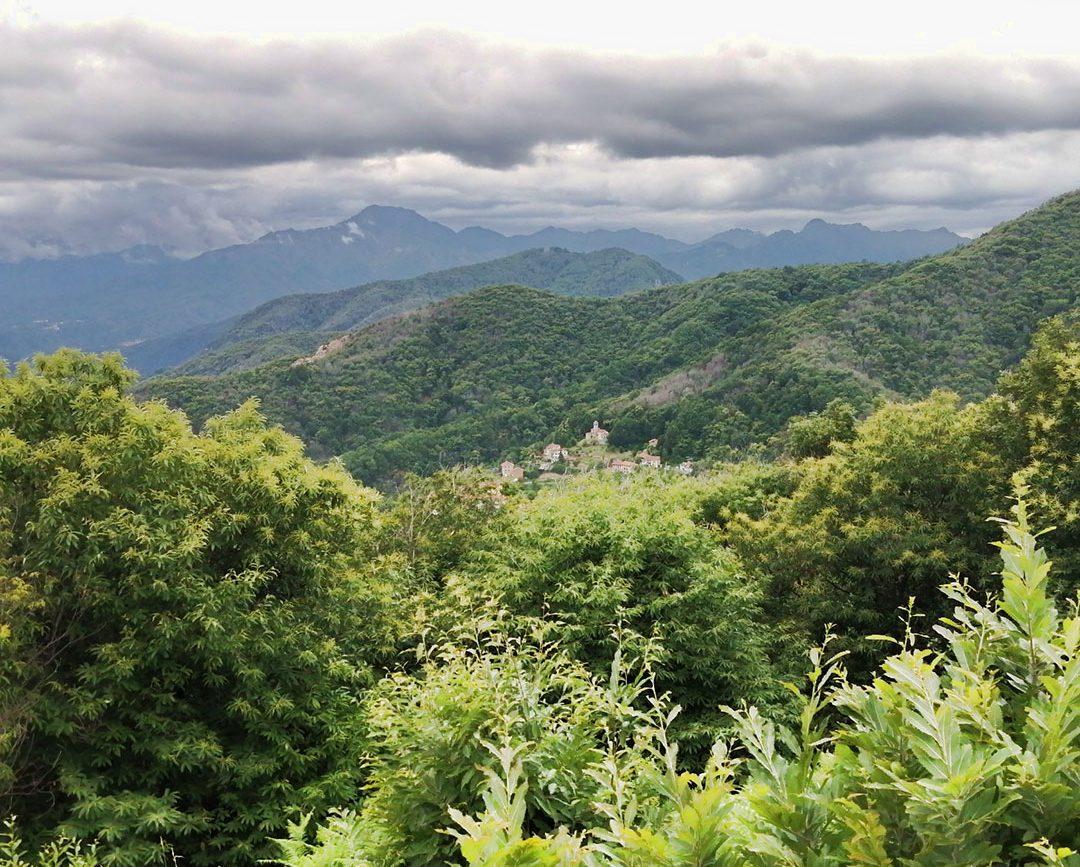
498;420;694;485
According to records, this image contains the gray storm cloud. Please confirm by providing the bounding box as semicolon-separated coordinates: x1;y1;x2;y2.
1;21;1080;257
5;24;1080;172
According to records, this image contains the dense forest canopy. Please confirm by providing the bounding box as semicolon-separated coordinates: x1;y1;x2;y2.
140;191;1080;488
141;262;902;484
3;304;1079;864
2;191;1080;865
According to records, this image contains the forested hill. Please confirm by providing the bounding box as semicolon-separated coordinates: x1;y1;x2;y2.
135;246;682;376
141;190;1080;485
140;262;899;480
764;190;1080;399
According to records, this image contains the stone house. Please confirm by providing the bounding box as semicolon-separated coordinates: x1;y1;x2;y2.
542;443;568;462
500;460;525;482
584;420;609;445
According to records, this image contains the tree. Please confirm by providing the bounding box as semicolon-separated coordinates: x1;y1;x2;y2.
993;313;1080;585
453;476;784;754
0;351;393;865
378;468;510;586
782;398;858;459
606;405;655;450
728;391;1012;671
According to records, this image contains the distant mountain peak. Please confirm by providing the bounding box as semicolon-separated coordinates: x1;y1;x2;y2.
345;204;431;225
700;228;764;248
801;218;870;232
1;197;971;367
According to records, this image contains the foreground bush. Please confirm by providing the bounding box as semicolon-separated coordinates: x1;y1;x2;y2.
274;635;666;866
451;498;1080;864
283;497;1080;865
0;819;97;867
451;476;785;753
0;352;393;865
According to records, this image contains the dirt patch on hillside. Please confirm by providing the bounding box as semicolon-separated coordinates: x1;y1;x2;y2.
632;353;730;407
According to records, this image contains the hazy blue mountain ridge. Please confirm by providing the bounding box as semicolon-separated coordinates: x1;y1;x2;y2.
145;246;682;375
1;203;966;366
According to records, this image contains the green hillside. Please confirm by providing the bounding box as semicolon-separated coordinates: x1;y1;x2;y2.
11;332;1080;864
148;247;682;376
141;191;1080;485
609;189;1080;458
139;262;899;480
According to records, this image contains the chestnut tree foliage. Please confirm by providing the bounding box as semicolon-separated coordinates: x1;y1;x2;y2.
450;503;1080;865
0;351;393;865
450;477;784;754
275;503;1080;866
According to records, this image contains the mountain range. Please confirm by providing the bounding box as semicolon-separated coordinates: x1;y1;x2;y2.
139;190;1079;487
1;205;965;367
127;247;682;375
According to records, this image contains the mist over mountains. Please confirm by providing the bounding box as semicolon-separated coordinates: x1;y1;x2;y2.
0;203;966;366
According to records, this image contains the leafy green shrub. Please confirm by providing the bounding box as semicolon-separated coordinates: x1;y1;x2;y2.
452;475;786;753
727;390;1013;670
691;460;798;531
275;636;662;866
444;497;1080;864
0;351;394;865
0;819;99;867
781;398;858;459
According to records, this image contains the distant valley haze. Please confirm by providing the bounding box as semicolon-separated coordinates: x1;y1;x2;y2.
0;202;968;369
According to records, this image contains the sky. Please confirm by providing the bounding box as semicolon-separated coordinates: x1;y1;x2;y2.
2;0;1080;259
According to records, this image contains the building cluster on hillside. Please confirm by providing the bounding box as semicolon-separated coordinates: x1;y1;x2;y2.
605;430;664;473
539;442;569;469
498;421;696;483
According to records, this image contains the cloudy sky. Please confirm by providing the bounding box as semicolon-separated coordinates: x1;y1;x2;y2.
2;0;1080;259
